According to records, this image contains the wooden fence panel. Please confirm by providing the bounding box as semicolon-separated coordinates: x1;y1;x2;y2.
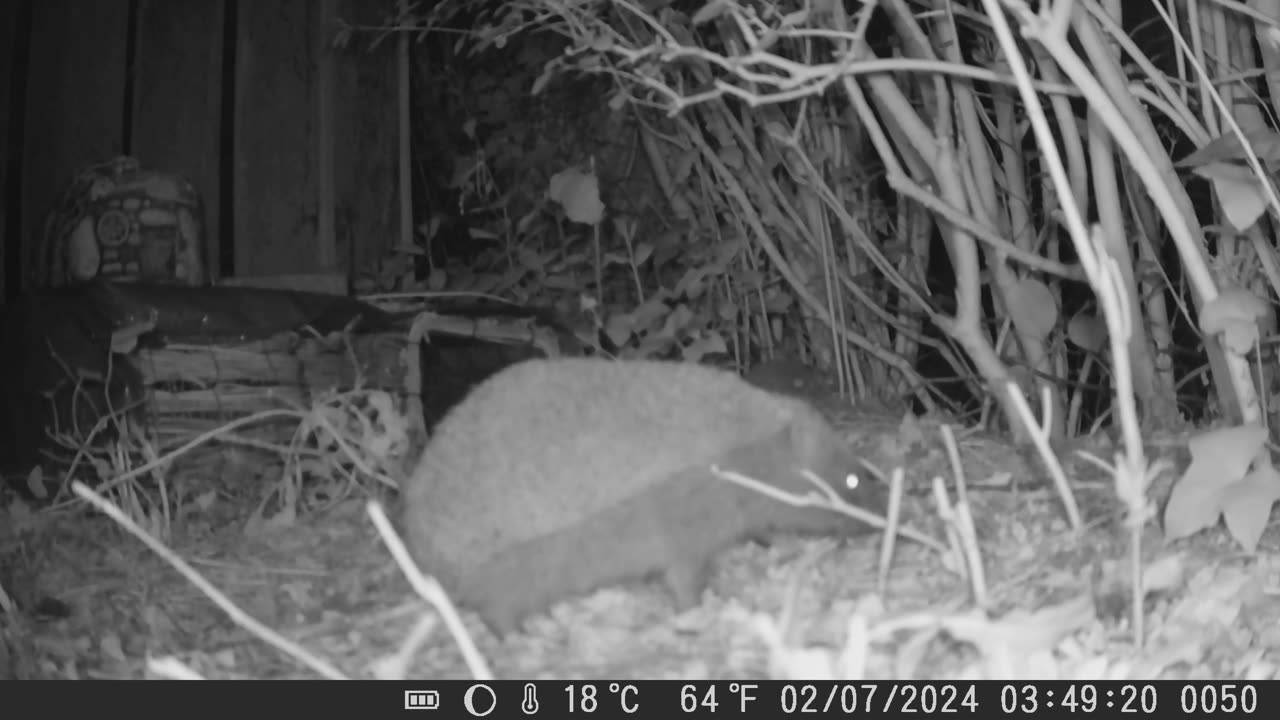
11;0;397;287
19;0;131;289
131;0;227;284
232;0;320;278
332;0;397;280
0;0;23;297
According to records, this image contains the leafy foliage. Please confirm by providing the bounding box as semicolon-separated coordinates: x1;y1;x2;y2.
350;1;1280;551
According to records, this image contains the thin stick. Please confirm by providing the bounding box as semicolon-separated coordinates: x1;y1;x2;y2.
71;481;347;680
366;502;494;680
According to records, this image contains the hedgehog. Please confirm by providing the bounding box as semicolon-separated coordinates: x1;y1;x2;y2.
399;357;885;636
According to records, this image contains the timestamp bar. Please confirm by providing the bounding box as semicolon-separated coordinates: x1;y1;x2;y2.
401;680;1269;717
2;679;1270;718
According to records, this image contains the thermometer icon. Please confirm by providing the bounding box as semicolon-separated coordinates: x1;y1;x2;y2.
521;683;540;714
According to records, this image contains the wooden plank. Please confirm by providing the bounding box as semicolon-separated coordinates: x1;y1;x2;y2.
131;0;226;285
395;0;412;267
0;0;23;298
19;0;131;289
218;271;347;295
316;0;337;271
332;0;397;280
233;0;320;278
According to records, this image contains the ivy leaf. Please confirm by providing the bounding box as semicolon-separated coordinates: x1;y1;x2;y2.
1163;423;1267;543
1067;311;1106;352
1220;463;1280;553
1007;276;1059;340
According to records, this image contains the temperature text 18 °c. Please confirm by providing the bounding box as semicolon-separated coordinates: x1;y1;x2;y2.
566;683;642;714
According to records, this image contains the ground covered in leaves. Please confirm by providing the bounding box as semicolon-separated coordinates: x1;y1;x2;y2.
3;389;1279;680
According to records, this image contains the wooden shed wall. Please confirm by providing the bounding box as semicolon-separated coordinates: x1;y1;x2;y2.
3;0;398;297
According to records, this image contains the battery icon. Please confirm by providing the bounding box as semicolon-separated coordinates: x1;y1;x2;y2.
405;690;440;710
